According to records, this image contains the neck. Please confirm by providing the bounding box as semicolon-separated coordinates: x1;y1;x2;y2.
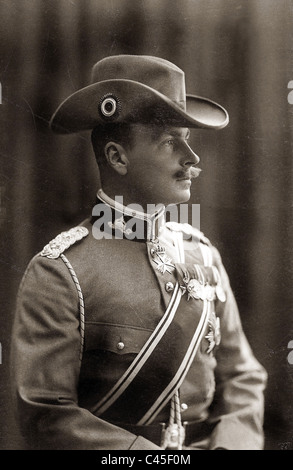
102;180;155;212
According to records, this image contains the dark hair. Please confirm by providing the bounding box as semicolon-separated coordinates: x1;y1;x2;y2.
91;123;134;166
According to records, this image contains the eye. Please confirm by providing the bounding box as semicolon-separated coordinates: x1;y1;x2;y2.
163;139;175;147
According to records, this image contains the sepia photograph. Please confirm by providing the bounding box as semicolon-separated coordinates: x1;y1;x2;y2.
0;0;292;453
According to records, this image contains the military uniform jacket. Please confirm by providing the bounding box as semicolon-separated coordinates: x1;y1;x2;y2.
11;192;267;450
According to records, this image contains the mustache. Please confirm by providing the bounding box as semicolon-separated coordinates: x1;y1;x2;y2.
175;167;202;179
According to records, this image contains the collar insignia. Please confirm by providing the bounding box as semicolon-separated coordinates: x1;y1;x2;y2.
108;216;133;236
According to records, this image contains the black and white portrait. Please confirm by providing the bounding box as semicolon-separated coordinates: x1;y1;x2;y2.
0;0;292;453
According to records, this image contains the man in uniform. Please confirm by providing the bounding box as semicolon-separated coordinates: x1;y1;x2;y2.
11;55;267;450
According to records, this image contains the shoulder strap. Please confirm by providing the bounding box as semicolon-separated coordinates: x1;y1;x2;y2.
40;226;89;259
166;221;214;266
165;221;211;246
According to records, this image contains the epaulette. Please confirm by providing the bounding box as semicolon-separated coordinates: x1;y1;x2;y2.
40;226;89;259
165;221;211;246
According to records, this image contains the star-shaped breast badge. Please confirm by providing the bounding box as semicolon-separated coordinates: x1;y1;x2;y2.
205;312;221;354
153;252;175;275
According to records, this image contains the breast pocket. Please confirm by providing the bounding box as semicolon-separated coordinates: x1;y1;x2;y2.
79;323;154;410
84;322;153;356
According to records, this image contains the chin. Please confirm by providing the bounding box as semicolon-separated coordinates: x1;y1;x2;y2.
165;191;191;206
175;190;191;204
151;186;191;207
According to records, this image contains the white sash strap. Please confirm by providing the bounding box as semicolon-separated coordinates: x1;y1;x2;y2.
91;282;182;416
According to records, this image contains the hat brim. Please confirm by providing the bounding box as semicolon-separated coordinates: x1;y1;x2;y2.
50;79;229;134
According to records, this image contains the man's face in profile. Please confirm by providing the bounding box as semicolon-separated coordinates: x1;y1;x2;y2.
123;123;200;207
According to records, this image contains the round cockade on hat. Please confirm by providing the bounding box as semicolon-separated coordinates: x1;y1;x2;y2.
99;94;120;119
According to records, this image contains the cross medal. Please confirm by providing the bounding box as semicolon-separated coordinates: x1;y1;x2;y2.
150;242;175;275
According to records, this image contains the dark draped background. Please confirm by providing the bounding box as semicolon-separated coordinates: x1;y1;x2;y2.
0;0;292;450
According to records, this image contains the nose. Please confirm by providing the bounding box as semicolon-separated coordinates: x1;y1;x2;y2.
179;140;200;166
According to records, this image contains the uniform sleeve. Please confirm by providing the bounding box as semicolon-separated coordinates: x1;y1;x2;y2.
10;254;161;450
207;247;267;450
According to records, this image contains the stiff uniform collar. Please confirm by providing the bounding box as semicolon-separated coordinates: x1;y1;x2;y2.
92;189;166;242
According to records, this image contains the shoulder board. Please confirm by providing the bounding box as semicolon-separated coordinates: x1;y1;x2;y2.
40;226;89;259
165;221;211;246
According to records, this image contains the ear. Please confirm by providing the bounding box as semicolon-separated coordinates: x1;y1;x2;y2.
104;142;129;176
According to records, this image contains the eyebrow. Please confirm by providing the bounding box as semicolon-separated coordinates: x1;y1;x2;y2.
163;128;190;139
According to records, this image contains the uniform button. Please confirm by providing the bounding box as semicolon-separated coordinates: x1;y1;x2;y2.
181;403;188;412
117;342;125;350
165;282;174;292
